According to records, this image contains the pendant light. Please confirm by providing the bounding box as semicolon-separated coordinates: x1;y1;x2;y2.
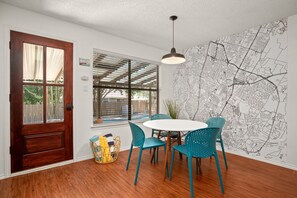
161;15;186;64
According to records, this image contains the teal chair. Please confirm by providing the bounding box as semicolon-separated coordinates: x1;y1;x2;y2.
151;114;178;138
150;114;182;161
126;122;166;185
169;127;224;198
206;117;228;169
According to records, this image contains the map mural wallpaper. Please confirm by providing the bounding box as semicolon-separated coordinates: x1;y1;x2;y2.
173;19;288;163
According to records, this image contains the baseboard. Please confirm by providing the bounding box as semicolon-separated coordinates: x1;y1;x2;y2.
281;162;297;171
76;154;93;162
75;145;131;163
0;174;5;180
120;145;131;151
10;160;74;178
222;148;297;171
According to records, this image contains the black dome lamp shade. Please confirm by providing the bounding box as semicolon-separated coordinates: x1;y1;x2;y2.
161;15;186;64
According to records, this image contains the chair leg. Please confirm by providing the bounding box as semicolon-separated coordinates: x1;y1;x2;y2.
169;148;175;180
150;148;156;164
214;152;224;193
163;145;168;176
188;156;194;198
178;132;183;160
220;139;228;169
150;130;155;154
134;148;143;185
126;144;133;171
155;131;162;164
156;147;159;163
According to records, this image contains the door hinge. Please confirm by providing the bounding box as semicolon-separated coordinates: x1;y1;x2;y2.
9;93;11;102
9;41;11;50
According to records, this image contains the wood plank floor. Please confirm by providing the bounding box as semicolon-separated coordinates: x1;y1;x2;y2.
0;149;297;198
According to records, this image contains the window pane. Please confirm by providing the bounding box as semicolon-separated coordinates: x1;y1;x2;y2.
23;43;43;83
46;86;64;123
93;88;128;124
131;61;158;90
93;51;159;124
23;85;43;124
151;91;158;115
131;90;149;120
46;47;64;84
131;90;157;120
93;54;129;88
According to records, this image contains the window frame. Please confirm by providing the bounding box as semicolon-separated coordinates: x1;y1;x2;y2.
92;56;159;127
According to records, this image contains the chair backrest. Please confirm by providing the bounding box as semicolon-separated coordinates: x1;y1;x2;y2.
151;114;172;120
206;117;225;138
128;122;145;147
185;127;220;158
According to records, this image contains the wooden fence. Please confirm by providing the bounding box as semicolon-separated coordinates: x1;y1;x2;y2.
24;104;64;124
93;100;152;117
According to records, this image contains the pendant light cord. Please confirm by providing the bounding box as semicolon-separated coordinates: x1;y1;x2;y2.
172;19;175;48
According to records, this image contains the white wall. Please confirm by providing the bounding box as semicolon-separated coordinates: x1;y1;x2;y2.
287;14;297;167
159;64;178;113
0;2;171;178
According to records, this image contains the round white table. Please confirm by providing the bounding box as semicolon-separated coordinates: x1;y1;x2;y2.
143;119;208;180
143;119;208;132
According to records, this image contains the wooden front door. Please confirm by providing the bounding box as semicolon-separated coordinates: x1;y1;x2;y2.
10;31;73;173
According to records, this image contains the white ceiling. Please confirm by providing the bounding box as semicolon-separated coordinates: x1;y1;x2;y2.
2;0;297;51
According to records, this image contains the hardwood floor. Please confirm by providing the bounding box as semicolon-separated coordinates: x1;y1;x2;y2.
0;149;297;198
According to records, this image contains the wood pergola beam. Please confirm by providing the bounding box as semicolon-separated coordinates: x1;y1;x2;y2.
132;76;157;85
131;68;157;82
94;59;129;80
110;63;149;83
93;54;106;64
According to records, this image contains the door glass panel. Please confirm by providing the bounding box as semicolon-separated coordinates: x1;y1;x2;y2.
46;47;64;84
23;43;43;83
23;85;43;124
46;86;64;123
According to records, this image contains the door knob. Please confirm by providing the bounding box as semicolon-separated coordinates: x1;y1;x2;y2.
66;104;73;111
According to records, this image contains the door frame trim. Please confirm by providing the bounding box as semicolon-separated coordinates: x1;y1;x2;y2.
3;25;77;178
